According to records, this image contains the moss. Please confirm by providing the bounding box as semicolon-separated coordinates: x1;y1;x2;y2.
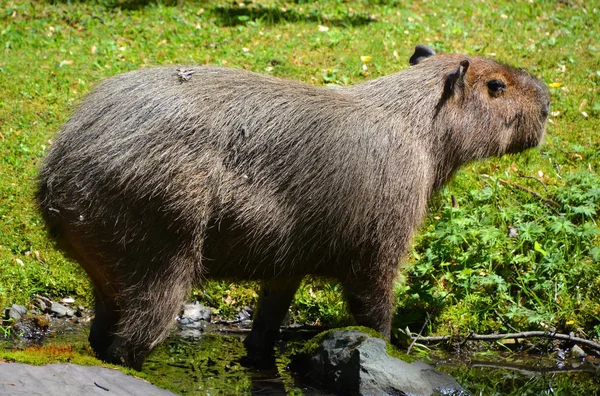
0;342;113;368
299;326;416;363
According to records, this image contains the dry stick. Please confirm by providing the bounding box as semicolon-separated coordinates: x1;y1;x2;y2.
480;175;560;212
411;331;600;352
492;309;522;348
407;312;430;355
517;173;549;192
493;309;520;334
497;178;560;208
464;361;596;375
94;382;109;392
407;292;452;354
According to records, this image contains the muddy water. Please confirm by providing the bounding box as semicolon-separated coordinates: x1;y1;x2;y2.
1;320;599;395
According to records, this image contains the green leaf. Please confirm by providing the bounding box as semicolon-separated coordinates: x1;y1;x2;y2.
534;241;547;256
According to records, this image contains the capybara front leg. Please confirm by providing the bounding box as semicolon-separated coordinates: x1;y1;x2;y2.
343;276;395;340
89;289;120;363
109;270;193;370
244;276;303;365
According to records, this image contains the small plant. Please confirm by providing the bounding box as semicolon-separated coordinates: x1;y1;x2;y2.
0;324;11;338
397;168;600;338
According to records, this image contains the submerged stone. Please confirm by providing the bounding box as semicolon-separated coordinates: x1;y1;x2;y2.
309;330;468;396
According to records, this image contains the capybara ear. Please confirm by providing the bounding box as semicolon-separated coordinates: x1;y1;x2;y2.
458;59;470;78
409;45;436;66
443;59;470;97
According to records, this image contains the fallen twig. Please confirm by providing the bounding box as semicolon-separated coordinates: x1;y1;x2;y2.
407;312;430;355
517;173;549;192
446;361;598;375
406;292;451;354
498;178;559;207
493;309;520;334
410;331;600;352
94;382;109;391
480;174;560;211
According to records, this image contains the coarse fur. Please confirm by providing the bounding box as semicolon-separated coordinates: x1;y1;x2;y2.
37;46;549;369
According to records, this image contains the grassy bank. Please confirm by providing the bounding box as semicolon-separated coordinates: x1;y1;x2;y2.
1;0;599;343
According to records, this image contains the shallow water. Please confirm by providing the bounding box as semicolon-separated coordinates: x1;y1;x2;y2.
1;319;599;395
432;351;599;395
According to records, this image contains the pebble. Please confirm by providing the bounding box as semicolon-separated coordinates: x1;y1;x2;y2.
571;344;586;359
34;298;47;312
237;306;253;322
50;302;69;318
8;304;27;320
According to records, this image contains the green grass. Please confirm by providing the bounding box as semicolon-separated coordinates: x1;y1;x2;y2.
0;0;599;348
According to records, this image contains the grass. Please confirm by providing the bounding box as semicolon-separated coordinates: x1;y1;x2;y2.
0;0;599;361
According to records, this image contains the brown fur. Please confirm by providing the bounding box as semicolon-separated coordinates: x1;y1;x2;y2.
37;46;549;369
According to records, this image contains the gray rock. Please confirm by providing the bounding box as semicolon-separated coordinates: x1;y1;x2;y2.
0;362;175;395
34;297;50;312
50;302;69;317
310;330;468;396
9;304;28;320
571;344;586;359
180;301;211;322
237;305;253;322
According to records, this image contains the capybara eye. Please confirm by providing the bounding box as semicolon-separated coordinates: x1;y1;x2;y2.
487;79;506;96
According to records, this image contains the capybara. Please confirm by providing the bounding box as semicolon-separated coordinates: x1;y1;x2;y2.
37;45;549;369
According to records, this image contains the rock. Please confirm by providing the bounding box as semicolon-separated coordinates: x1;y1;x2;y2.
571;344;586;359
309;330;468;396
180;301;211;322
32;298;47;314
34;296;51;313
50;302;69;317
61;297;76;304
237;305;253;322
0;362;175;395
8;304;27;320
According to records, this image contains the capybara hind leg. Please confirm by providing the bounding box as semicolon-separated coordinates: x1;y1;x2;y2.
111;269;193;370
343;277;394;340
244;276;303;365
89;290;120;362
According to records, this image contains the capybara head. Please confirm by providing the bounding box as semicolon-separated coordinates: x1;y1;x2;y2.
382;45;549;186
